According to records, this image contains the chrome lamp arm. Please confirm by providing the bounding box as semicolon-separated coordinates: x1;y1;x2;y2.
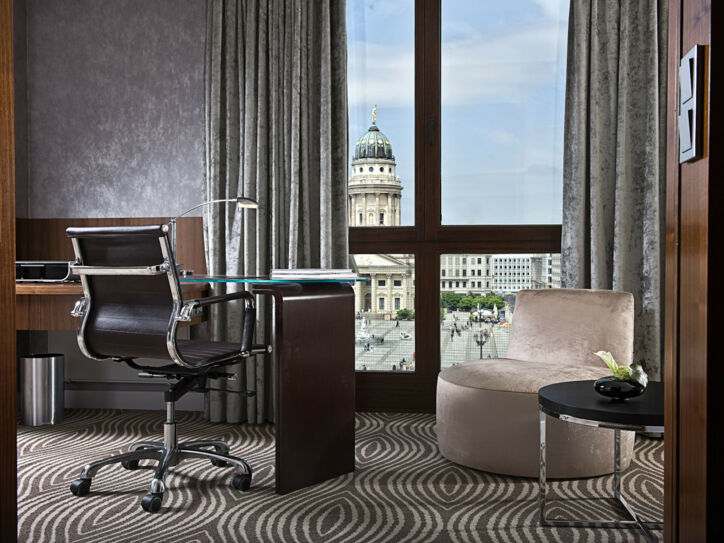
168;197;258;260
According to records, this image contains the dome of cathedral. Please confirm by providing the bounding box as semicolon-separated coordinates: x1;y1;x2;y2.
353;122;394;161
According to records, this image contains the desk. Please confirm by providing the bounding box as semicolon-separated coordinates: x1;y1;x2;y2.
15;282;208;330
181;276;357;495
16;275;357;495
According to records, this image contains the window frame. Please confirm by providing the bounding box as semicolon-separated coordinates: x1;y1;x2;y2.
350;0;561;411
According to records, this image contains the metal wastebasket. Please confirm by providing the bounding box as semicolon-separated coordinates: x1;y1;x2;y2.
21;353;64;426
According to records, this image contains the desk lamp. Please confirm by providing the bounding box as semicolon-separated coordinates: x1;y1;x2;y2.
168;197;258;264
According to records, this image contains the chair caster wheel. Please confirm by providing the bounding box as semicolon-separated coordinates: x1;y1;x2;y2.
70;479;91;496
121;460;140;470
232;473;252;491
141;493;163;513
211;459;228;468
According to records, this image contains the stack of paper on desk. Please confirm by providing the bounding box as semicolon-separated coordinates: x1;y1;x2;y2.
270;268;358;280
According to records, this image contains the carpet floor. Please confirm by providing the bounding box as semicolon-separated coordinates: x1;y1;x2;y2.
17;410;663;542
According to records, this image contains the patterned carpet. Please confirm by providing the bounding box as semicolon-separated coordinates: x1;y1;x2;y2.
17;410;663;542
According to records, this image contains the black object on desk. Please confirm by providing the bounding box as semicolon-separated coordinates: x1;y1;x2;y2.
16;261;77;282
538;380;663;542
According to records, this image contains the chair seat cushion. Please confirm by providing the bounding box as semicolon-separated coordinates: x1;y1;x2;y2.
176;340;242;364
439;358;610;394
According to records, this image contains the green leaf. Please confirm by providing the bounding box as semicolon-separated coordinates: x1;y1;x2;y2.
594;351;631;380
614;365;631;380
594;351;618;374
629;364;648;387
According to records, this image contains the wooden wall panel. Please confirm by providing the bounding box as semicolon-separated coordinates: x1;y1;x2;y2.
664;0;681;538
16;216;207;274
706;4;724;540
678;2;710;540
665;0;724;540
0;0;16;538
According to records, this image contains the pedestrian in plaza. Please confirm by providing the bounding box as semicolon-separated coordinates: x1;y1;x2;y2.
362;364;367;371
396;321;399;327
392;364;397;371
450;328;455;342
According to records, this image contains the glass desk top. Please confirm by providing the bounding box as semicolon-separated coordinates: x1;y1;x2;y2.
179;274;367;284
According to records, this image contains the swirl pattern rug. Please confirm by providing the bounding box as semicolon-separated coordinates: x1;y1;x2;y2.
17;410;663;542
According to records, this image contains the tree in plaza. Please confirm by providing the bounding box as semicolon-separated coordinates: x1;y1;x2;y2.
397;308;415;320
484;294;505;309
440;292;462;309
473;293;505;310
458;296;475;311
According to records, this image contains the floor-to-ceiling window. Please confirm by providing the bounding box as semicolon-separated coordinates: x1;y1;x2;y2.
347;0;568;410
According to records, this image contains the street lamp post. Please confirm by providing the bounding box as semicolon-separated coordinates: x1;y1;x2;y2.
473;332;487;360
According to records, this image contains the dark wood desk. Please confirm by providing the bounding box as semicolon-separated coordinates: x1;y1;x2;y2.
251;281;355;494
15;216;209;332
14;218;356;495
17;279;357;495
15;282;208;330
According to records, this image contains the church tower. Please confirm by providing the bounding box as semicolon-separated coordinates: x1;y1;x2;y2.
348;107;403;226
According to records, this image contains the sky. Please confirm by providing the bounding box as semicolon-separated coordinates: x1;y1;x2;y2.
346;0;569;225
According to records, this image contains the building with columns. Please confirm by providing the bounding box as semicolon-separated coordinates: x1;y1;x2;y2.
351;254;415;317
348;112;402;226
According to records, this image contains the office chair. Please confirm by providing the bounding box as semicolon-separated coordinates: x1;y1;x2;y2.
65;225;270;512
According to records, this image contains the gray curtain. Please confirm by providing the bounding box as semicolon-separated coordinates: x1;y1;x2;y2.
561;1;667;380
203;0;348;423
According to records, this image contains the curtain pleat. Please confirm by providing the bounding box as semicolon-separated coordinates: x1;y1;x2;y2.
203;0;348;423
561;0;667;380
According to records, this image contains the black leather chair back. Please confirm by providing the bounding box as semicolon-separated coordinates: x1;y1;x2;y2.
66;225;180;361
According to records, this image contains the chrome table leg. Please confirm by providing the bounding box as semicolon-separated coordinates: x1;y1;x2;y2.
537;408;661;541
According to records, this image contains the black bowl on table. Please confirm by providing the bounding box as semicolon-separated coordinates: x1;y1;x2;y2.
594;376;646;401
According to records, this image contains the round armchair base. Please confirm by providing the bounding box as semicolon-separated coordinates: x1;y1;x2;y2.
436;369;635;479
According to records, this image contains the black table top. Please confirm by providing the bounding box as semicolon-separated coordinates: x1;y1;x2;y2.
538;380;664;429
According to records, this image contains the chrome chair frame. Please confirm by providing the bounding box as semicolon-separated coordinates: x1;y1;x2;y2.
66;225;270;512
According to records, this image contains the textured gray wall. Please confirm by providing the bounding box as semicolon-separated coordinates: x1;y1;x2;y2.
18;0;208;410
25;0;206;218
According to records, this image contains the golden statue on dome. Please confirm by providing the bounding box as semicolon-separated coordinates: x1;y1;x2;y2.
372;104;377;124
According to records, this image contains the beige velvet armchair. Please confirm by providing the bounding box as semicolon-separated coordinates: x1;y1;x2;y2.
436;288;636;478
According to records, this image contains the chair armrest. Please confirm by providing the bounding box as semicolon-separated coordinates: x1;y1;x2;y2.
177;291;254;320
176;290;257;355
183;290;254;309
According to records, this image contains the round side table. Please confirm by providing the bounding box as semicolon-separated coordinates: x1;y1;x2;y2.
538;380;664;542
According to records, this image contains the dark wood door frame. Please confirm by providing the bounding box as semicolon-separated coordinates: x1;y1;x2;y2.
1;0;17;539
